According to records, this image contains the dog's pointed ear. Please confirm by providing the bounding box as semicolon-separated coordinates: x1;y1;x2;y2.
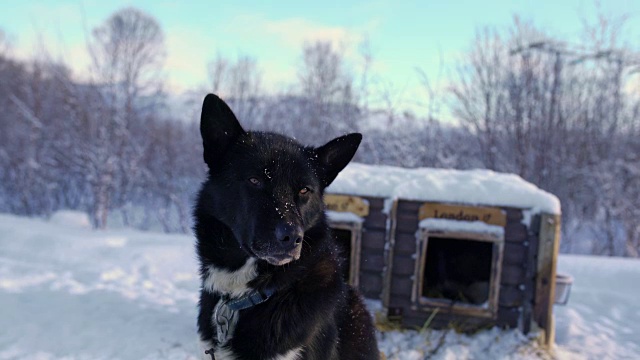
200;94;245;168
315;133;362;188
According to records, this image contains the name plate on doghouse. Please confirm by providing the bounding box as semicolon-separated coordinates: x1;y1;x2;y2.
324;194;369;217
419;203;506;227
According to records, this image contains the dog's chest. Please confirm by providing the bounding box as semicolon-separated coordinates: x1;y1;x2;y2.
206;302;304;360
202;258;258;297
201;259;305;359
202;258;257;347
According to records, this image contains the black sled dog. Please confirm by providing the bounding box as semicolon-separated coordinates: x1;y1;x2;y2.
194;94;380;360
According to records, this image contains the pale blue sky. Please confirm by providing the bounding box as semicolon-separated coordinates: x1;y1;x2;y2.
1;0;638;114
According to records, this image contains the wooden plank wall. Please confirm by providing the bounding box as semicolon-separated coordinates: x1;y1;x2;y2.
357;196;388;299
386;200;536;331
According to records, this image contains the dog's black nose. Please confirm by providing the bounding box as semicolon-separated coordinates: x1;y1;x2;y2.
275;223;303;246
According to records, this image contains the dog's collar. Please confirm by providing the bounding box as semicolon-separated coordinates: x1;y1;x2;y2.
226;287;276;311
206;287;277;359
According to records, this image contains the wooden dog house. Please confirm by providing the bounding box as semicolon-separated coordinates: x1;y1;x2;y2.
324;194;388;299
325;163;561;346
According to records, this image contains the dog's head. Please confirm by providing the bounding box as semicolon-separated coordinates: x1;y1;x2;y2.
200;94;361;266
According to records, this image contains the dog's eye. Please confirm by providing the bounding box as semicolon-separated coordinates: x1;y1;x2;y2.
248;177;261;187
299;187;311;195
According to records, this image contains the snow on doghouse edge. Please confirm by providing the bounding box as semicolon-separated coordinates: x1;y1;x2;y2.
327;163;561;215
419;218;505;237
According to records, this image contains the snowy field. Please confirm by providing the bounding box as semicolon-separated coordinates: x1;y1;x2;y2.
0;212;638;360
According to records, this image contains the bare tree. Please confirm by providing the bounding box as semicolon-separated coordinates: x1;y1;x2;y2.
450;27;508;170
448;13;640;257
207;53;262;125
83;7;166;228
0;30;10;57
89;7;165;107
357;37;374;115
297;40;358;138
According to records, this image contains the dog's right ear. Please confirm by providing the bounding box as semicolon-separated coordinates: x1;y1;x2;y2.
315;133;362;188
200;94;246;168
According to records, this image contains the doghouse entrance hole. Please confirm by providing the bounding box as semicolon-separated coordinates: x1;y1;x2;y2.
331;228;353;283
422;237;493;305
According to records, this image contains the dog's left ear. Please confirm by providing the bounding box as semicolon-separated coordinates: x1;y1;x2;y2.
315;133;362;188
200;94;246;169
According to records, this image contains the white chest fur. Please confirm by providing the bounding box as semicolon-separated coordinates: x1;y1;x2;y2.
202;258;257;297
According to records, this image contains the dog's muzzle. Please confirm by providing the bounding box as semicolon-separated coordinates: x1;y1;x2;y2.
262;223;303;265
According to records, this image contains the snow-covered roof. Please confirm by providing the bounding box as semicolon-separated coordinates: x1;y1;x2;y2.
327;163;561;215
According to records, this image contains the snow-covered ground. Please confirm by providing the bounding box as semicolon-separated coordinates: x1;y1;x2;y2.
555;255;640;360
0;212;638;360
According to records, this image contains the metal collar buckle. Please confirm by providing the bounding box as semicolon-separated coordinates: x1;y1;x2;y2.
213;297;238;345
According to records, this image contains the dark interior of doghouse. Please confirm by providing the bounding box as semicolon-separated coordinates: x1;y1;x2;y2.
422;237;493;305
331;228;352;282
